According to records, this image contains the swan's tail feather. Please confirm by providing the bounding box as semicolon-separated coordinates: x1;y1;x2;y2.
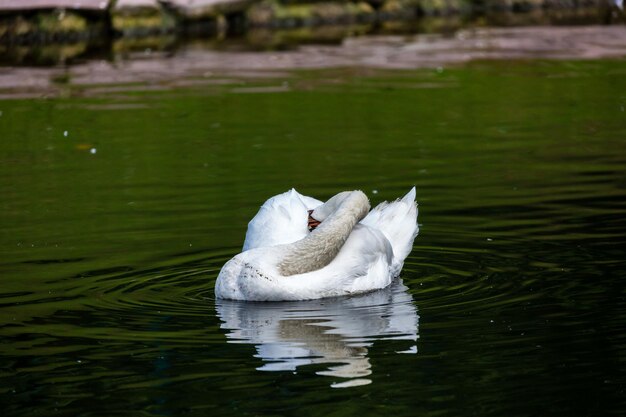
361;187;418;275
401;186;416;205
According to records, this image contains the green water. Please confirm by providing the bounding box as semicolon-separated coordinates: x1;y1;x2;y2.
1;59;625;416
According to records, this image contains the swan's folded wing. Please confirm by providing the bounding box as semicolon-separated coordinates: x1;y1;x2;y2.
298;193;323;210
268;225;394;299
338;225;395;293
360;187;418;274
243;189;314;251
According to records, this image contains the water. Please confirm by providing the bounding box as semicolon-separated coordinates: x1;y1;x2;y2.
1;55;625;416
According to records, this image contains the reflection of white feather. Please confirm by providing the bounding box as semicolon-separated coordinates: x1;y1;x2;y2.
216;188;418;301
216;280;419;387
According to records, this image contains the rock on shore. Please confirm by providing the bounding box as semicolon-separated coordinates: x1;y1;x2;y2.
0;0;622;46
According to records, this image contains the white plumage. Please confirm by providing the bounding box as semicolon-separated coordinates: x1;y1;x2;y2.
215;188;419;301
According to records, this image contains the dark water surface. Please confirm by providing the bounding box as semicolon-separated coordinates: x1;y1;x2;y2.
1;58;625;416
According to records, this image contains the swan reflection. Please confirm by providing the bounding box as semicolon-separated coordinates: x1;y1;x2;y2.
216;280;418;388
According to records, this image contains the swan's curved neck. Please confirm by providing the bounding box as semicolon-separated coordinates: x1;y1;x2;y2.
278;191;370;276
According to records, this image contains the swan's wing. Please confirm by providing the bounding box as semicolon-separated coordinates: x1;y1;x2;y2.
298;194;323;210
360;187;418;275
243;189;319;251
264;224;394;299
335;224;395;293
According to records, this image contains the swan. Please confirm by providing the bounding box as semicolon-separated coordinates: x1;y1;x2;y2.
215;188;419;301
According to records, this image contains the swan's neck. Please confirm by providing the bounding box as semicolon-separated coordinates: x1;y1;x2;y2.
278;191;370;276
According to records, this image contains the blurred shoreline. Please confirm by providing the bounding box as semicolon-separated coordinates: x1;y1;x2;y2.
0;25;625;100
0;0;623;53
1;1;625;100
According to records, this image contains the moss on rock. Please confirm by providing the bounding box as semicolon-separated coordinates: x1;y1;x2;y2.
0;10;105;44
111;5;177;36
248;0;375;27
418;0;470;15
379;0;420;20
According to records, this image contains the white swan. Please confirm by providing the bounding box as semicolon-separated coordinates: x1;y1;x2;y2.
215;188;419;301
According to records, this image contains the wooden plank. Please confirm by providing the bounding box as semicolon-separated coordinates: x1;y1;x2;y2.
0;0;111;11
160;0;257;17
115;0;161;8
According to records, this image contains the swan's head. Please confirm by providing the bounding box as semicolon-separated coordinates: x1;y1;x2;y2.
311;191;370;223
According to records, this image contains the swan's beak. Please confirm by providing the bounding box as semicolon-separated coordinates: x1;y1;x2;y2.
308;210;321;231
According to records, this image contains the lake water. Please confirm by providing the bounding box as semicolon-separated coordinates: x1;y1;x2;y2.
1;34;625;416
